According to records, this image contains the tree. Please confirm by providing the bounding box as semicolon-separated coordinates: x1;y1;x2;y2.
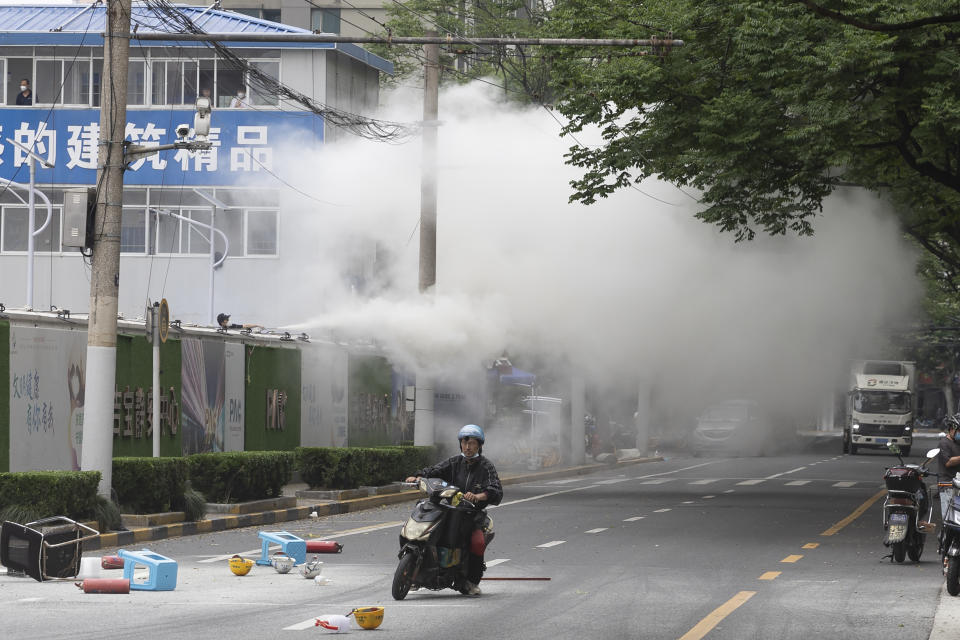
547;0;960;283
368;0;554;101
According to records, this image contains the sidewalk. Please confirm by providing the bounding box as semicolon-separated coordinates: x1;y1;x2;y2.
86;454;663;552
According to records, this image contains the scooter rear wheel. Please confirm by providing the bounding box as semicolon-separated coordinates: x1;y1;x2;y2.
392;552;417;601
948;557;960;596
908;533;925;562
892;541;906;563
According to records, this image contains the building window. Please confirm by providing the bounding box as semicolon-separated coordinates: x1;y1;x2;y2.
246;210;278;255
1;206;61;252
311;8;341;34
128;60;146;105
35;59;62;105
248;61;280;106
121;208;147;254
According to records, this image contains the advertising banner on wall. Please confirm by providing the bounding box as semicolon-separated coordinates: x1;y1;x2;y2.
181;338;223;455
301;343;348;448
224;341;245;452
0;109;322;186
8;323;86;471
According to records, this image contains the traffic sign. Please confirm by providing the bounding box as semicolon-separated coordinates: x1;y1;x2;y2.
158;298;170;343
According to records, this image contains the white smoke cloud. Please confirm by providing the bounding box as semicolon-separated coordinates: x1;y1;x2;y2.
276;82;920;425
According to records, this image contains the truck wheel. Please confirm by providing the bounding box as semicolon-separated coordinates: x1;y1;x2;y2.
842;438;849;454
902;447;912;457
850;443;858;455
948;557;960;596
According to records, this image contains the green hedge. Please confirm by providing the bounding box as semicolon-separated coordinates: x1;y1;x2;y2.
113;457;188;513
0;471;100;521
187;451;295;503
296;446;437;489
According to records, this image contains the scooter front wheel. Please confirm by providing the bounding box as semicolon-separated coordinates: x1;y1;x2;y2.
948;557;960;596
392;552;417;600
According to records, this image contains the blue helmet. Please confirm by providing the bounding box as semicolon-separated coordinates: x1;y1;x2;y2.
458;424;485;444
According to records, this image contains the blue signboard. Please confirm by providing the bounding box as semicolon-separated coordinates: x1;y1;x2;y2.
0;108;323;185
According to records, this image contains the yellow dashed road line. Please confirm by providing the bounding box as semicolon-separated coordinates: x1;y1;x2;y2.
678;591;756;640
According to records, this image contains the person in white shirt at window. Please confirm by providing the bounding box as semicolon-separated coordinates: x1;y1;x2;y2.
229;88;247;108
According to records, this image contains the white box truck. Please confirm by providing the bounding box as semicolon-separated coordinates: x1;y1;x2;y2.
843;360;916;455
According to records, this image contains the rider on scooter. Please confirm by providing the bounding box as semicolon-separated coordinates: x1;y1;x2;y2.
405;424;503;596
937;415;960;518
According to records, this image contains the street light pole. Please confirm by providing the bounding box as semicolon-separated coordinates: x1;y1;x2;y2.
81;0;131;497
6;138;54;310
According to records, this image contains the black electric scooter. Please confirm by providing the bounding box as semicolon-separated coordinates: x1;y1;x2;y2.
882;444;936;563
391;477;493;600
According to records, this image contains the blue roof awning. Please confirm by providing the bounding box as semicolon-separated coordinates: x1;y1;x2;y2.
0;3;393;74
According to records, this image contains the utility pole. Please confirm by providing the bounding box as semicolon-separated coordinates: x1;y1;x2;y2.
414;32;440;448
81;0;131;497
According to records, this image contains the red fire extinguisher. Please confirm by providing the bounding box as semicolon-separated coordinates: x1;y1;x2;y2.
306;540;343;553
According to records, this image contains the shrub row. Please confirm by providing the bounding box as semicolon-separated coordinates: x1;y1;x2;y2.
113;457;188;513
0;447;438;523
296;446;437;489
0;471;101;522
187;451;295;503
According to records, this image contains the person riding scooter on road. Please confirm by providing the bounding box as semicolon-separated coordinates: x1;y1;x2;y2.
405;424;503;596
937;415;960;518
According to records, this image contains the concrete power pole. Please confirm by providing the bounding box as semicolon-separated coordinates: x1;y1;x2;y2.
81;0;131;496
414;33;440;448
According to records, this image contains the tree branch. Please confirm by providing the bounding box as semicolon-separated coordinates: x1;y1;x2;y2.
795;1;960;32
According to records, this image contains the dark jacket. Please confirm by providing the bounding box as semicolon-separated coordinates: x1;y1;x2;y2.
415;454;503;508
16;91;32;105
937;434;960;493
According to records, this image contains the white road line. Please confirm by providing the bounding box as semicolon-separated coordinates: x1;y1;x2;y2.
689;479;719;485
765;467;807;479
833;481;857;488
486;558;510;568
199;521;405;563
682;501;695;504
737;479;765;485
654;508;672;513
638;479;671;485
724;489;736;493
702;495;715;499
547;478;583;485
595;478;632;485
624;516;645;522
537;540;566;548
585;528;608;534
786;480;811;486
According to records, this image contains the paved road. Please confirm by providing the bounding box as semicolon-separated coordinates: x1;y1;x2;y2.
0;448;952;639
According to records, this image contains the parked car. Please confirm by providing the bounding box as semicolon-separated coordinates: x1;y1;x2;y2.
690;399;772;457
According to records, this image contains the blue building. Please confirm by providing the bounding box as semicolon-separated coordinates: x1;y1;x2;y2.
0;3;393;325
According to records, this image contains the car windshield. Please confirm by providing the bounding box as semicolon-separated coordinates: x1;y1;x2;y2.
853;390;911;415
701;405;749;421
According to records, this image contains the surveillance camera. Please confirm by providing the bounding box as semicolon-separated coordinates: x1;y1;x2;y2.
176;124;190;138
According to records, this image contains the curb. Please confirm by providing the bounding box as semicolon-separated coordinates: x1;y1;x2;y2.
83;456;663;551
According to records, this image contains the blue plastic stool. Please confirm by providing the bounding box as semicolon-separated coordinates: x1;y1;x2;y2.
118;548;178;591
256;531;306;566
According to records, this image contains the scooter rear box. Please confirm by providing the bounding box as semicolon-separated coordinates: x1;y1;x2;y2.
884;467;922;493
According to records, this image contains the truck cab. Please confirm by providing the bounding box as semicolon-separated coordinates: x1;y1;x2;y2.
843;360;915;456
